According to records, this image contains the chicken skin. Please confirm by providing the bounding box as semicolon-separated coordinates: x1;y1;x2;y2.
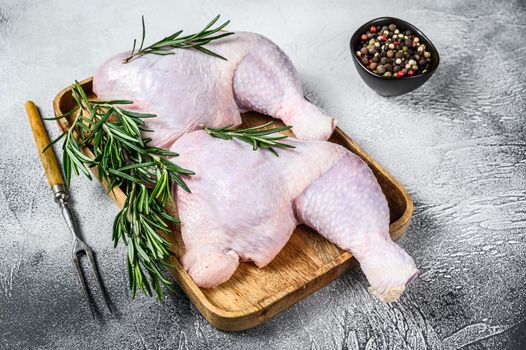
93;32;335;148
172;131;418;302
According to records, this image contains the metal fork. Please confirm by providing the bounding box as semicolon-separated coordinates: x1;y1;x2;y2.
25;100;112;319
53;185;112;318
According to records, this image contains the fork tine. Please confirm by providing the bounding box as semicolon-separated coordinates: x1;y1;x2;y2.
71;254;95;319
85;249;113;313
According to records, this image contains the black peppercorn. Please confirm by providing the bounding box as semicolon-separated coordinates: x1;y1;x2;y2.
384;63;393;72
388;24;396;31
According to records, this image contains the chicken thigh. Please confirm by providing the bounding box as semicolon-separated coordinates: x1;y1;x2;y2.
93;32;335;148
172;131;418;302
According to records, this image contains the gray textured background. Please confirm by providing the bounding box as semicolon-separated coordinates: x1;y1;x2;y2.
1;0;525;349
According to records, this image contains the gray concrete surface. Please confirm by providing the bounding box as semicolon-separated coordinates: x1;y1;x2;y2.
0;0;525;349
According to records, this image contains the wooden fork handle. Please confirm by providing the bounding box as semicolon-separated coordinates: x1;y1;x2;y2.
25;100;64;188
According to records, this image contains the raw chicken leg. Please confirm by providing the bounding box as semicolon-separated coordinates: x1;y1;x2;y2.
93;32;335;148
172;131;418;302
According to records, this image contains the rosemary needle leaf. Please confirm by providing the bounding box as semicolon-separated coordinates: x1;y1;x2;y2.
121;110;157;118
43;131;66;153
107;169;142;183
43;107;79;120
201;14;221;33
170;173;191;193
117;162;157;171
139;15;146;52
91;100;134;105
193;46;228;61
131;39;137;57
148;50;176;56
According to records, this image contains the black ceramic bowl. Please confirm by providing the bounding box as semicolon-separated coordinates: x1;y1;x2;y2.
350;17;440;96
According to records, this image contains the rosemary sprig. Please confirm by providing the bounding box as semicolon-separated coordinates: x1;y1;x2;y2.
48;81;194;299
123;14;234;64
204;122;296;156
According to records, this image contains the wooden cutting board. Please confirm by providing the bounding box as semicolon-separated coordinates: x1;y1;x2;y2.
53;78;413;331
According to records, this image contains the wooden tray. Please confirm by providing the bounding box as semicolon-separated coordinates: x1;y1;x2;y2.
53;78;413;331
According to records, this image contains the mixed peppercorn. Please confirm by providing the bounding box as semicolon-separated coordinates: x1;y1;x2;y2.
356;23;432;78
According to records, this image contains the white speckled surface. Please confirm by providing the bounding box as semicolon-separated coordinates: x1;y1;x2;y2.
0;1;525;349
